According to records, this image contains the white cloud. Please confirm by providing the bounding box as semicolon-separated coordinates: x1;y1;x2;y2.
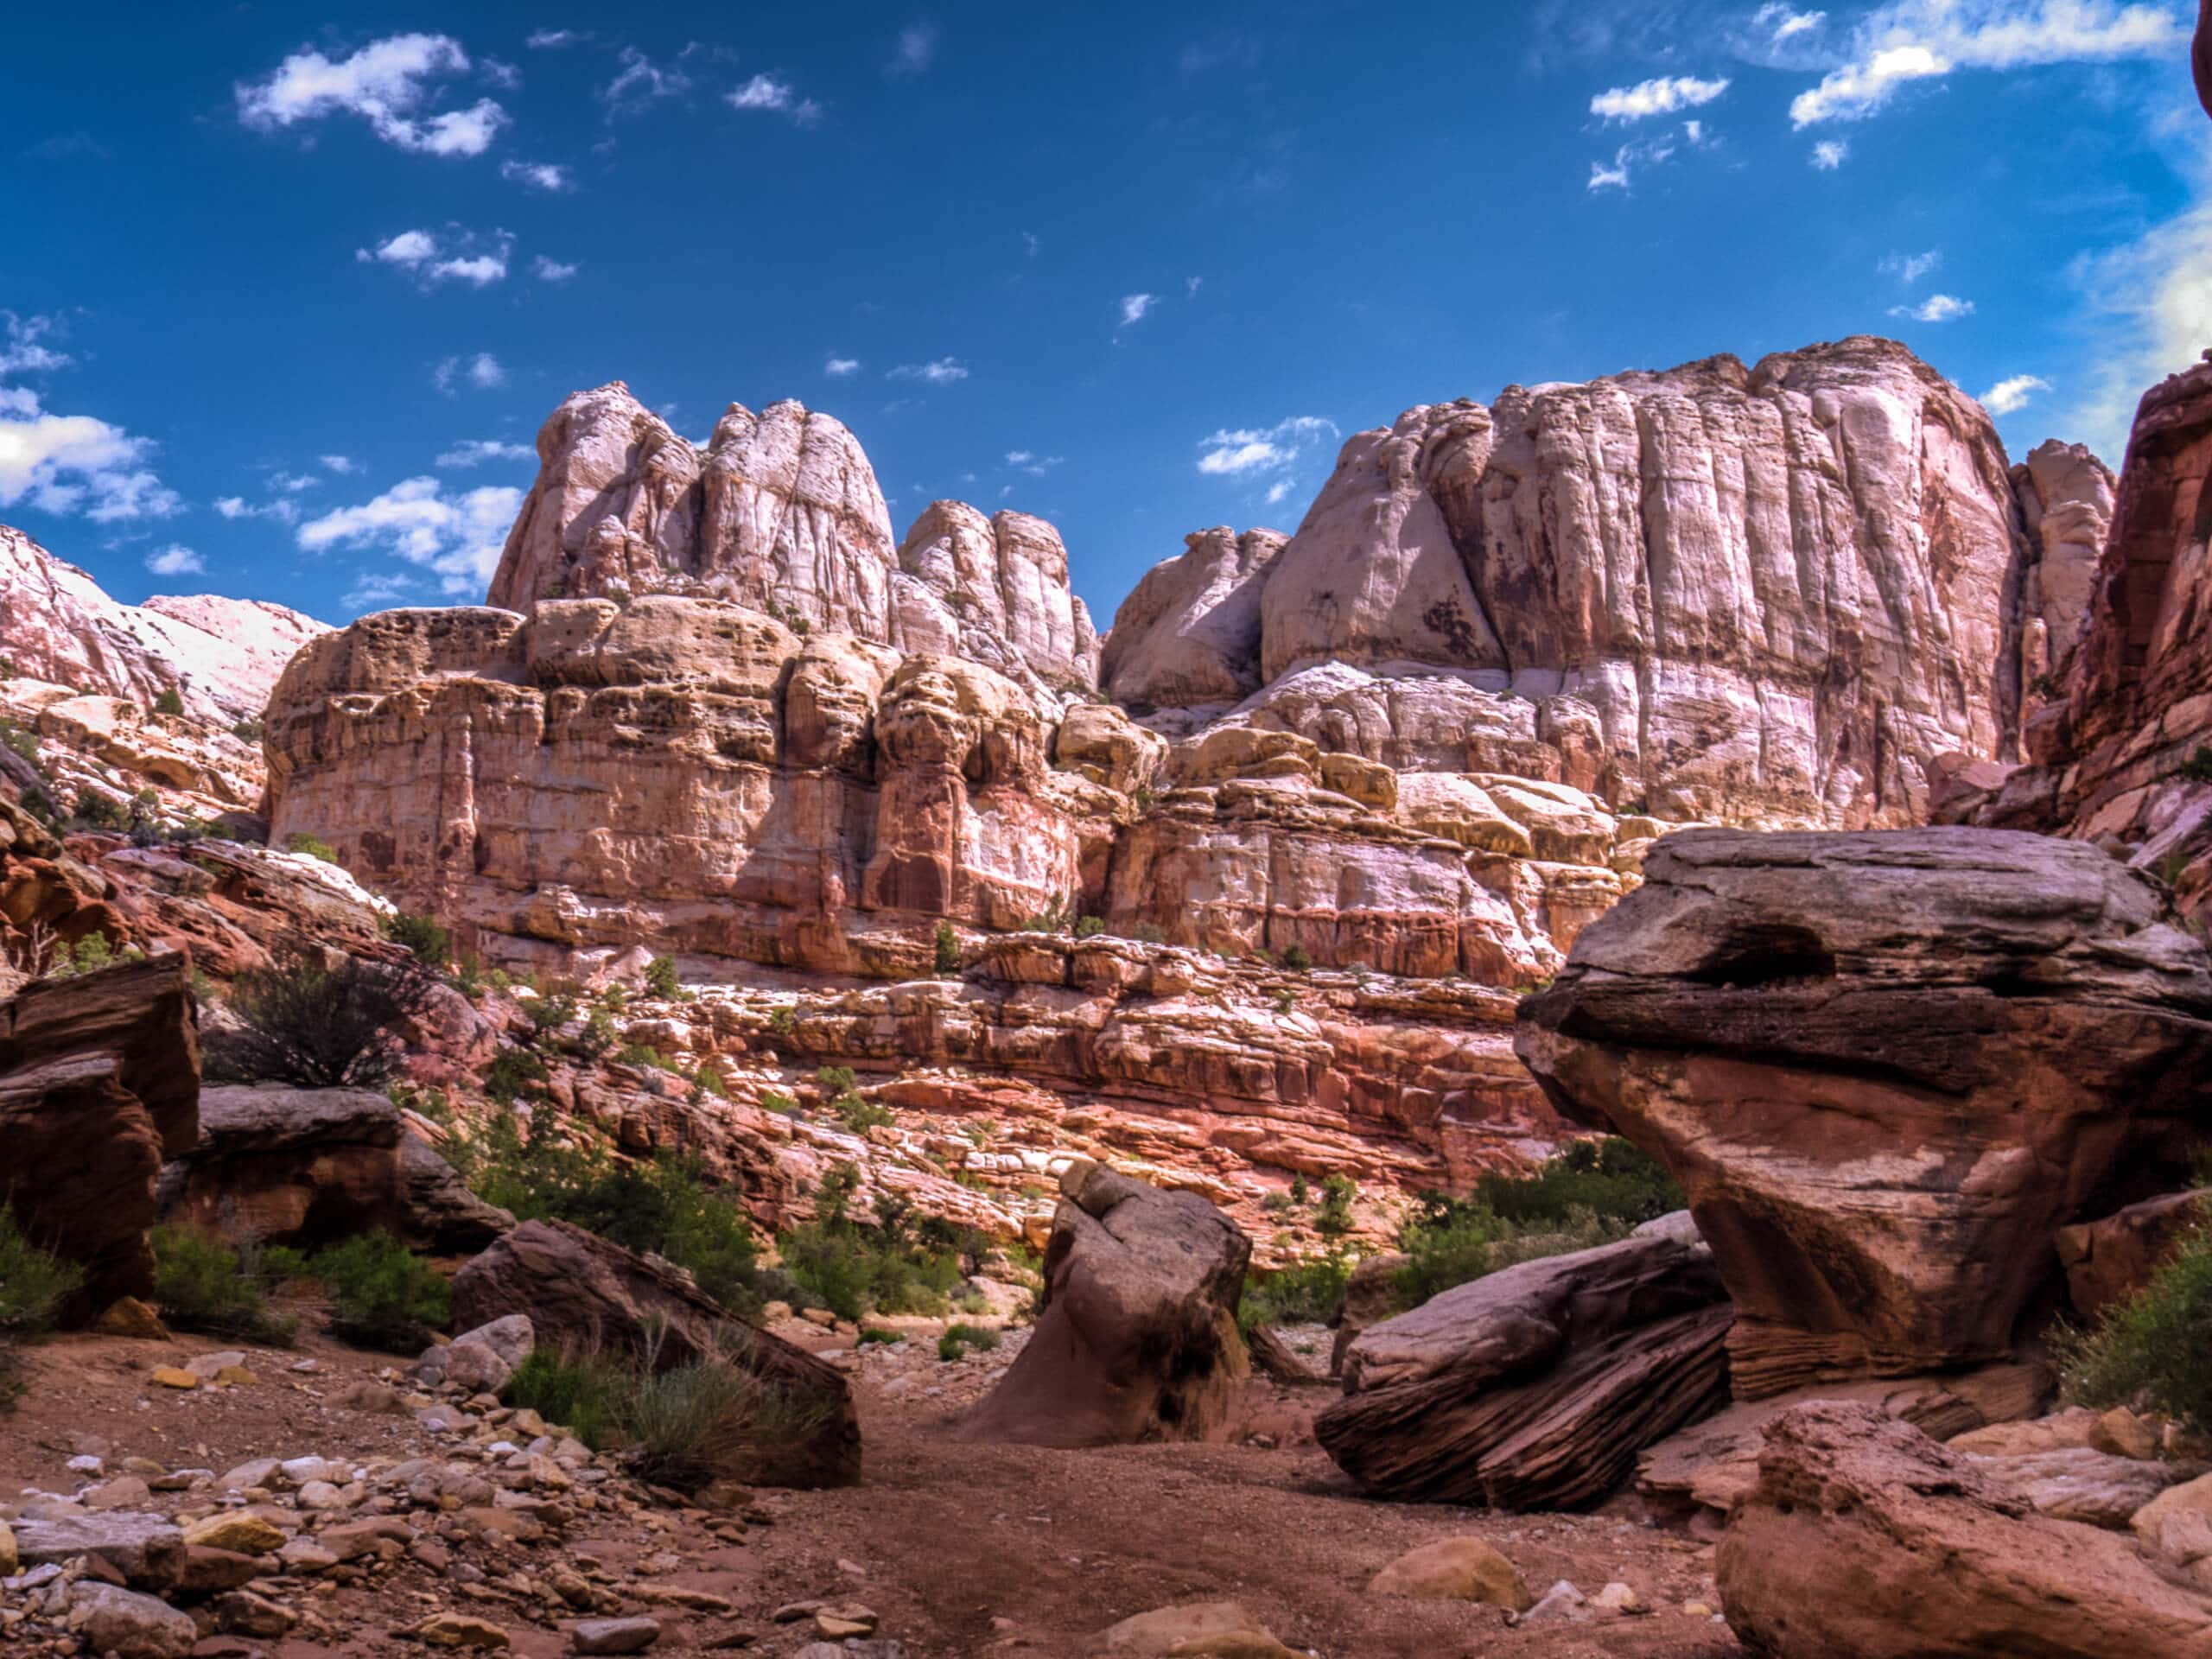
320;454;359;474
888;22;938;77
531;255;579;283
1890;291;1975;321
500;160;573;192
144;544;204;577
0;386;181;523
356;228;511;288
1021;231;1039;257
1186;275;1204;296
235;33;508;156
728;74;823;125
213;494;302;525
0;312;73;376
601;48;691;117
1265;479;1294;505
1790;1;2181;127
1881;248;1942;283
300;475;523;594
525;29;580;49
343;570;419;610
481;58;521;90
271;472;321;493
1981;373;2053;414
824;356;861;377
436;438;533;468
1588;133;1678;191
1005;451;1062;475
887;358;969;384
1196;415;1338;478
1118;292;1159;328
1590;73;1731;121
433;353;508;396
1757;4;1828;40
1811;138;1851;168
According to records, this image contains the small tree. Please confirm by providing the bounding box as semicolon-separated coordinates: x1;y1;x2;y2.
1316;1173;1357;1239
381;911;450;967
645;956;683;999
153;688;186;717
933;920;961;976
205;944;430;1089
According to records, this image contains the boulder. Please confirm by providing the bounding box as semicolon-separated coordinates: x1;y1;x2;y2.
452;1219;857;1487
1367;1537;1533;1610
0;957;198;1316
959;1160;1251;1447
66;1582;198;1659
2135;1471;2212;1582
416;1314;535;1393
1316;1230;1732;1509
13;1510;187;1586
2057;1189;2208;1322
1974;1446;2193;1529
1516;828;2212;1399
1717;1402;2212;1656
1084;1601;1296;1657
158;1083;511;1254
1329;1249;1408;1374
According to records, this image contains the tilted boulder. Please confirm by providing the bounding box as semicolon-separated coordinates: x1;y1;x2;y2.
1717;1402;2212;1657
1314;1229;1731;1509
0;957;198;1316
158;1083;511;1255
1516;827;2212;1398
452;1218;858;1487
2057;1189;2209;1323
959;1160;1251;1446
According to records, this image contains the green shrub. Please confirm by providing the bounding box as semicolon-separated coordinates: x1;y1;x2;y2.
1281;943;1313;972
309;1231;450;1351
760;1090;799;1117
836;1092;894;1133
857;1325;899;1346
776;1162;967;1321
382;910;450;967
2180;745;2212;785
1075;915;1105;938
73;791;128;830
153;688;186;717
526;995;578;1038
0;717;40;766
0;1205;83;1333
149;1227;297;1344
815;1065;857;1096
1289;1174;1310;1205
938;1322;1001;1362
933;920;962;976
1395;1203;1630;1309
231;718;264;743
2058;1200;2212;1427
503;1349;630;1449
1239;1253;1351;1334
621;1347;836;1491
644;956;684;999
1316;1173;1357;1238
483;1047;549;1104
1470;1137;1683;1229
284;831;338;862
45;934;146;979
204;944;429;1089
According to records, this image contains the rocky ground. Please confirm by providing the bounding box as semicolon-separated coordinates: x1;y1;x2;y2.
0;1313;1738;1659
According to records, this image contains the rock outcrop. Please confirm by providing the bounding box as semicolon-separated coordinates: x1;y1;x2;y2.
1315;1228;1732;1509
452;1218;860;1487
484;385;1097;693
2011;439;2115;691
157;1084;511;1255
0;957;199;1316
0;524;326;725
959;1160;1251;1446
1717;1402;2212;1656
1516;827;2212;1399
2057;1189;2207;1323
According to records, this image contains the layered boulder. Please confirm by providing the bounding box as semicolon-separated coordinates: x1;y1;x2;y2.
453;1218;859;1487
157;1084;511;1255
1717;1403;2212;1657
1314;1226;1731;1509
959;1160;1251;1446
0;957;199;1316
1516;827;2212;1398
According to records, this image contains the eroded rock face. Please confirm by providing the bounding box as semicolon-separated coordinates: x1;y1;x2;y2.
959;1160;1251;1446
1109;338;2033;827
1315;1229;1732;1509
2012;439;2116;692
1516;827;2212;1399
484;385;1096;692
1717;1402;2212;1657
0;957;199;1316
0;524;327;724
454;1219;859;1487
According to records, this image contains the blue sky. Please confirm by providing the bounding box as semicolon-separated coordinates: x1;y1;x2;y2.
4;1;2209;626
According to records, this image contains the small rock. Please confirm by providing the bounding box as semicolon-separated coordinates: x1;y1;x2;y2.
813;1603;879;1638
1517;1580;1590;1625
1683;1600;1715;1617
212;1364;257;1387
1367;1537;1533;1611
182;1514;285;1555
174;1547;263;1594
0;1517;15;1576
569;1616;663;1655
67;1581;197;1659
82;1476;154;1510
92;1298;170;1339
213;1591;297;1637
416;1612;513;1649
183;1351;249;1379
67;1454;106;1474
2091;1407;2163;1461
1088;1601;1295;1656
149;1366;200;1389
333;1380;407;1414
218;1458;283;1491
1594;1581;1643;1614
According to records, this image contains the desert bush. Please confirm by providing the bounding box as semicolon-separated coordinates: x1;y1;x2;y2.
204;944;429;1089
1395;1202;1629;1309
1075;914;1105;938
149;1227;298;1344
1315;1173;1357;1238
1280;943;1313;972
382;910;450;967
2058;1200;2212;1427
1238;1253;1352;1334
620;1344;836;1491
309;1231;450;1351
836;1092;893;1133
776;1163;967;1322
938;1321;1001;1362
73;791;128;830
644;956;684;999
483;1047;549;1104
0;1205;82;1334
503;1349;631;1449
933;920;961;976
1470;1136;1683;1228
284;831;338;862
153;688;186;717
231;718;264;743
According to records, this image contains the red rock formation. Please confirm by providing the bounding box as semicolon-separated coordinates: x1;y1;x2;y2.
1516;827;2212;1398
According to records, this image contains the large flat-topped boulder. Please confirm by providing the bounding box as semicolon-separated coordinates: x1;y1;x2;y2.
1516;826;2212;1398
